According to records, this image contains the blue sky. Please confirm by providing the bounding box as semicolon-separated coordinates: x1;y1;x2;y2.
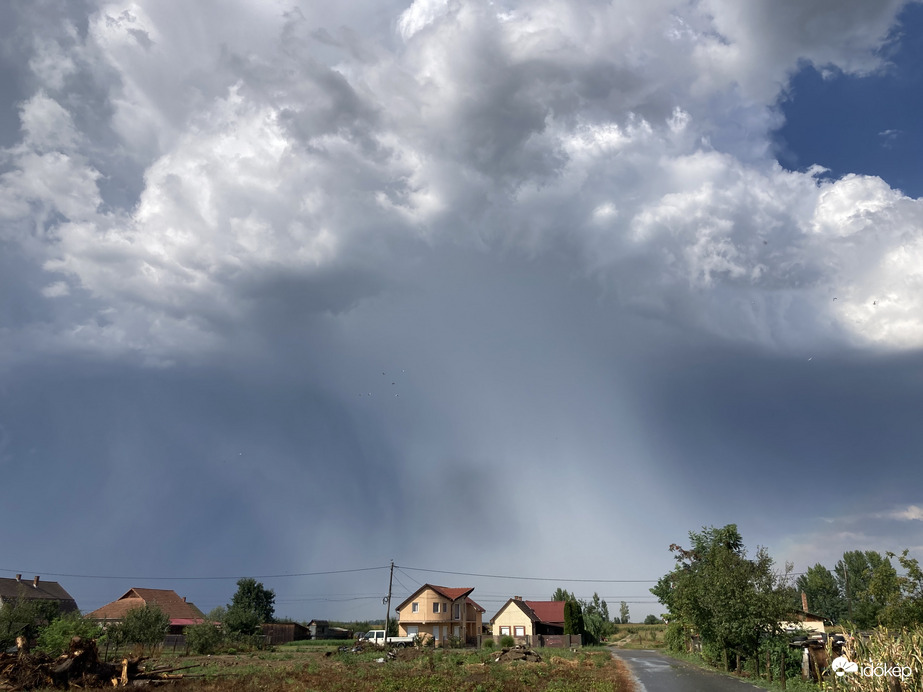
1;0;922;624
776;2;923;197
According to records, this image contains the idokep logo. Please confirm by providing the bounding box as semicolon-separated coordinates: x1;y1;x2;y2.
831;656;858;677
831;655;912;681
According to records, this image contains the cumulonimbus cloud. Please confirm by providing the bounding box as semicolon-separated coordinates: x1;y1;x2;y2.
2;0;922;364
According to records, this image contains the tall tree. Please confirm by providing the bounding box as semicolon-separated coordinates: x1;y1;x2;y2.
582;593;613;644
619;601;630;624
796;563;846;623
551;588;575;602
226;577;275;633
591;593;610;623
563;599;584;638
120;605;170;655
835;551;900;628
651;524;794;667
881;550;923;627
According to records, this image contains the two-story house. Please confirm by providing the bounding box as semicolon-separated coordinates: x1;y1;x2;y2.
0;575;78;615
394;584;484;645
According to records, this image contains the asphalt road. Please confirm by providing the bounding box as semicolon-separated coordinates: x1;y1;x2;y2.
615;650;766;692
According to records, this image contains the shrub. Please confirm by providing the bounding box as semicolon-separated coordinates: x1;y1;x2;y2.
121;605;170;656
0;599;59;649
445;633;466;649
499;635;514;648
663;622;687;652
224;605;261;636
36;614;102;655
185;622;224;655
482;639;494;650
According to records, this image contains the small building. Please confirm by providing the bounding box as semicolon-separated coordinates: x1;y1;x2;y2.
490;597;565;642
326;626;352;639
308;619;330;639
780;610;828;637
86;588;206;634
0;575;78;615
306;620;352;640
394;584;484;645
261;622;309;645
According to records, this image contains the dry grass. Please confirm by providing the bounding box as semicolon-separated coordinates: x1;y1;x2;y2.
610;624;667;650
162;646;634;692
837;628;923;691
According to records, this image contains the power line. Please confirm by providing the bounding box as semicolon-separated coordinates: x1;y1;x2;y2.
391;573;412;597
0;566;388;581
397;565;658;583
395;567;423;587
1;564;802;584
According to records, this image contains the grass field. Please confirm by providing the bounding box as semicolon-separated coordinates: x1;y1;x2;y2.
146;643;634;692
609;624;667;650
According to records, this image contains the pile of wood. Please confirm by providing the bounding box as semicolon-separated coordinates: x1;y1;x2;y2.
0;636;200;690
493;646;543;663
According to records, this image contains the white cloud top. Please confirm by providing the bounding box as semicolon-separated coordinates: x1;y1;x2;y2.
2;0;922;362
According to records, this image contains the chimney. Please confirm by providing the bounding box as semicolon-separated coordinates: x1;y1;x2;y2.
801;591;809;613
33;576;40;588
183;597;187;602
513;596;522;601
15;574;21;582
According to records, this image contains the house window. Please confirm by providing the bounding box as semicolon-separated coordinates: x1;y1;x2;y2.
453;603;460;619
441;603;446;613
433;602;440;614
412;602;419;613
499;626;511;636
514;626;525;637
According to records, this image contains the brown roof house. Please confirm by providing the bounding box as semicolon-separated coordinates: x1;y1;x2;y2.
0;575;78;615
87;588;206;633
394;584;485;646
490;597;565;642
780;593;829;639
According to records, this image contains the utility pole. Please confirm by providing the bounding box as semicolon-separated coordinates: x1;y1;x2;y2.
844;564;852;622
384;560;394;638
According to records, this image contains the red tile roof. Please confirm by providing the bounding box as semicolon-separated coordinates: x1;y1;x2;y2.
395;584;476;612
466;597;485;613
524;600;565;625
87;588;206;625
490;599;567;625
430;585;475;602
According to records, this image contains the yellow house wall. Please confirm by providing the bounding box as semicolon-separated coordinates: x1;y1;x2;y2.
491;602;534;637
398;623;439;639
397;587;455;625
466;605;483;632
397;588;481;639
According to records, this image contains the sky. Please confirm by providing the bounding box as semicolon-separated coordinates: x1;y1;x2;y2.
1;0;923;625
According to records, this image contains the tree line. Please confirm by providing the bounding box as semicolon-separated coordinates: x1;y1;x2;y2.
796;549;923;629
548;588;661;644
650;524;923;671
0;577;277;657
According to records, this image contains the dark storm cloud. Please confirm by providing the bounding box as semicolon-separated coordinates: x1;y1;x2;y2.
630;341;923;511
2;0;923;622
